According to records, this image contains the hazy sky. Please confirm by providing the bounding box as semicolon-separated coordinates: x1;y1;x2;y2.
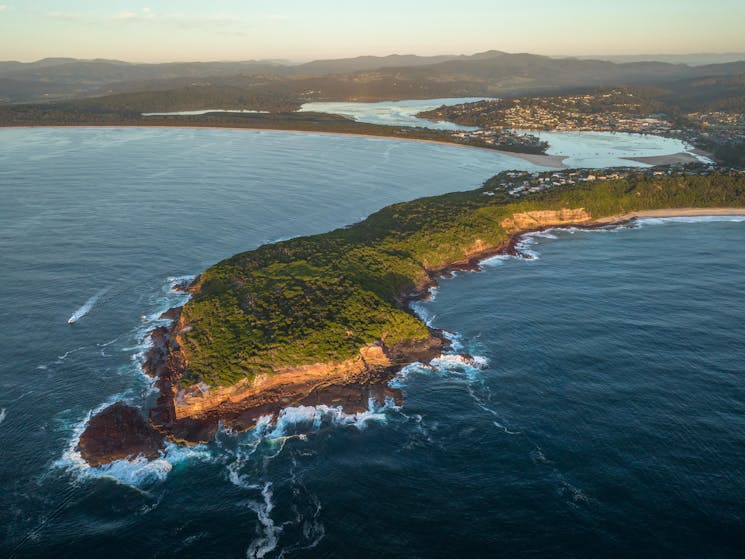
2;0;745;62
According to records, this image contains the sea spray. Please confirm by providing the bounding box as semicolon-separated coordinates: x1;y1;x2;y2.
56;275;205;487
55;399;211;488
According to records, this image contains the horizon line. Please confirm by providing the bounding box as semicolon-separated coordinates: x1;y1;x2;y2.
4;50;745;66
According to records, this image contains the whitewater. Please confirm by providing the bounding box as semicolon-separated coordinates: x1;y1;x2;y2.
2;126;745;558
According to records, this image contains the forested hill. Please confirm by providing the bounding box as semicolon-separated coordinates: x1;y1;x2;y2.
176;168;745;387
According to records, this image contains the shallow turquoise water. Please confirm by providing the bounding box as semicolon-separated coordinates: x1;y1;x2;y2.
1;128;744;558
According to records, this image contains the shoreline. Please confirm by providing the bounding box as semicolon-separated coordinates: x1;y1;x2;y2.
593;207;745;223
621;152;709;166
0;124;569;168
76;204;745;466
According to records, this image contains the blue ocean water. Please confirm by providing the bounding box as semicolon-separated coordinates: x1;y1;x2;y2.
1;128;744;558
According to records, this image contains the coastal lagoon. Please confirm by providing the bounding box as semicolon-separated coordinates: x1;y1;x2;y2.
1;128;744;558
298;97;491;130
140;96;707;167
524;129;710;168
299;99;707;166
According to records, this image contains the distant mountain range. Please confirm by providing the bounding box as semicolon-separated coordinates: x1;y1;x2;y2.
1;50;744;106
573;53;745;66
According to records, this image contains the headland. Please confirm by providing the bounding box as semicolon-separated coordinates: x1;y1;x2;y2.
78;165;745;466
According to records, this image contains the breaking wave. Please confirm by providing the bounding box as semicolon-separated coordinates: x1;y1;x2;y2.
0;408;6;425
54;396;211;487
125;275;195;381
55;275;207;487
637;214;745;226
430;353;489;371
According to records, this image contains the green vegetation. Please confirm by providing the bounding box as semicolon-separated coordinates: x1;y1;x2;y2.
702;140;745;169
76;85;302;113
0;103;546;153
419;88;671;129
178;169;745;387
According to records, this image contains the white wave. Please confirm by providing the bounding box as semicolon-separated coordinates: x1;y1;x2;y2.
54;397;211;487
123;274;197;385
54;273;207;487
67;287;110;324
530;231;559;240
430;353;489;371
514;234;542;260
480;254;510;267
269;399;392;439
442;330;464;352
246;482;281;559
56;346;86;361
0;408;6;425
410;301;437;326
166;274;196;292
637;215;745;226
224;401;394;485
388;362;431;388
390;351;489;390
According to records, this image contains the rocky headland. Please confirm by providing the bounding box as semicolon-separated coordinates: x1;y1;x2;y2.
78;168;745;467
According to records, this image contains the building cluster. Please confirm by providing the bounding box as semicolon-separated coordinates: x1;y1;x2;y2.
482;165;733;199
426;92;676;135
495;98;673;135
687;111;745;144
452;128;547;150
421;91;745;165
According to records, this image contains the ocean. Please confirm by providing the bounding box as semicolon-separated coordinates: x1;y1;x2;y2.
1;127;744;558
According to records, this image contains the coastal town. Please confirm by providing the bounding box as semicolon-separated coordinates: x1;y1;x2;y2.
485;164;744;199
689;110;745;145
418;89;745;166
419;90;676;134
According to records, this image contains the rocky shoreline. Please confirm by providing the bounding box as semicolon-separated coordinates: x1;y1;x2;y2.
78;286;449;467
77;206;717;467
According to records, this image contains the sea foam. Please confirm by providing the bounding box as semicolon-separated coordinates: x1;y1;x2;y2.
637;215;745;226
246;482;281;559
54;398;211;487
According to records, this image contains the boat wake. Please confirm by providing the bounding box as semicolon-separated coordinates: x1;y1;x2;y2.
67;287;110;324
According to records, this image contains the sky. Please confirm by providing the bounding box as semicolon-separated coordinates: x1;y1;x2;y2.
1;0;745;63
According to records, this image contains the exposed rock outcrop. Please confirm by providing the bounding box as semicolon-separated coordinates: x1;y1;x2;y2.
77;402;165;467
78;206;598;466
500;208;592;233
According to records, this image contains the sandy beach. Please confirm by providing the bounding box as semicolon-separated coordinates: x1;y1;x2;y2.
595;207;745;224
621;151;709;166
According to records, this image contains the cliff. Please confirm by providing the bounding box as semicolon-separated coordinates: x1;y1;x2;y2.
499;209;592;233
78;168;745;465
